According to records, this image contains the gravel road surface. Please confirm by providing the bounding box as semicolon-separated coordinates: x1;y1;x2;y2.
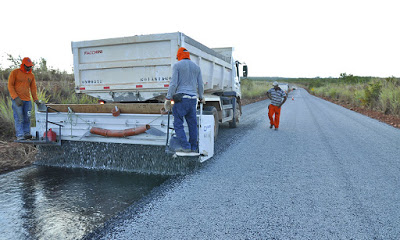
92;88;400;239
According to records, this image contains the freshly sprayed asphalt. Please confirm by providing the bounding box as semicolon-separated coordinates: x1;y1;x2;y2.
90;88;400;239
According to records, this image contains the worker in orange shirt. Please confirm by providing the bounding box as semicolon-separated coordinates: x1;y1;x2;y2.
8;57;41;140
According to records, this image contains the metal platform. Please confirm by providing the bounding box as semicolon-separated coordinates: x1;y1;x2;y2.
14;138;61;146
17;105;63;146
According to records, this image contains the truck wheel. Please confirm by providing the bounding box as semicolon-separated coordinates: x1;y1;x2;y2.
229;98;240;128
203;106;219;141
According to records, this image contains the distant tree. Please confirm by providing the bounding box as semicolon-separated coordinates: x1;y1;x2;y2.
38;57;48;72
6;54;24;69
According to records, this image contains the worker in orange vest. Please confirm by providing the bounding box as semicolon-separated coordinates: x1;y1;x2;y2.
8;57;41;140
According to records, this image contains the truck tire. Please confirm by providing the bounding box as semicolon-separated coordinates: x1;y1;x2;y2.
229;98;240;128
203;106;219;141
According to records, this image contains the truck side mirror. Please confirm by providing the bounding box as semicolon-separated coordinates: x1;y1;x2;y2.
243;65;248;77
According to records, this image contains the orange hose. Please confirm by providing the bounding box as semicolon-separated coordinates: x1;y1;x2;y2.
90;125;150;137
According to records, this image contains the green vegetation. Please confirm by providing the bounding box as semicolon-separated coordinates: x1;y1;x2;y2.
308;74;400;116
0;55;97;140
240;78;272;99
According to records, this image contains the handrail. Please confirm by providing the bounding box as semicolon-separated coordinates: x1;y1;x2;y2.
43;105;63;145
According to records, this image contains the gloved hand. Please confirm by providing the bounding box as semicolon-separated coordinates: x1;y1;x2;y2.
14;97;23;106
164;99;172;111
35;100;47;111
199;98;206;104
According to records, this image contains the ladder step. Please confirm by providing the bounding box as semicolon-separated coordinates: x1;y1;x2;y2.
174;152;200;157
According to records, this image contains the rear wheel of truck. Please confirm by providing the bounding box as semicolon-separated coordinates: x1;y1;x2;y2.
203;106;219;141
229;98;240;128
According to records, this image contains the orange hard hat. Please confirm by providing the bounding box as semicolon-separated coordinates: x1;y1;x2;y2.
22;57;34;67
177;47;190;61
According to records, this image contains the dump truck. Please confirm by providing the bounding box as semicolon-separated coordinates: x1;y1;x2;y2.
28;32;245;175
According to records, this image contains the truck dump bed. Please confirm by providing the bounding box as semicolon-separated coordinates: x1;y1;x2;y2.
72;32;238;102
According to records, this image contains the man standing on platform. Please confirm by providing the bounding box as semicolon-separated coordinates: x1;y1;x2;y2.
164;47;204;152
8;57;41;140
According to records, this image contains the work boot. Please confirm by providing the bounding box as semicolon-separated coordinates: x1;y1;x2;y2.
270;124;274;129
17;136;25;141
24;134;32;139
175;148;191;153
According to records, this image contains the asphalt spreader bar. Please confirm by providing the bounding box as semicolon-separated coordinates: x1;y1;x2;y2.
36;141;201;175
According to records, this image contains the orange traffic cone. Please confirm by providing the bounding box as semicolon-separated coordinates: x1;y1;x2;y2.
292;97;294;101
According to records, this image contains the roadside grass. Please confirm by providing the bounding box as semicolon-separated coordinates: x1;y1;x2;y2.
310;76;400;117
0;95;14;140
378;82;400;115
0;96;13;123
241;78;271;99
312;83;366;106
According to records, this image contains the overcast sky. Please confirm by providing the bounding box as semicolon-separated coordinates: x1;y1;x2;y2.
1;0;399;78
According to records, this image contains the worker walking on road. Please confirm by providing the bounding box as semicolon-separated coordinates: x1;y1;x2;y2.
8;57;41;140
266;81;287;130
164;47;204;152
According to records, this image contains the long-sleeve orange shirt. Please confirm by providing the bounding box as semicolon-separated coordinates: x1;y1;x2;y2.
8;68;38;101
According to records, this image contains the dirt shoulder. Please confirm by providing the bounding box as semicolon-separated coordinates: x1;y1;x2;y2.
0;141;37;174
241;95;269;106
1;93;399;175
317;95;400;129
